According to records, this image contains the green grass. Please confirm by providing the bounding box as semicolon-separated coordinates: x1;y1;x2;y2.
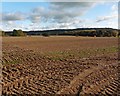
42;46;118;61
2;46;118;64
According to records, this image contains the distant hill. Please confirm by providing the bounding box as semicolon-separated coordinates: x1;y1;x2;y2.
4;28;119;37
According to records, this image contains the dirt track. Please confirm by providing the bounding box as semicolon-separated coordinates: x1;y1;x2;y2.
1;37;119;95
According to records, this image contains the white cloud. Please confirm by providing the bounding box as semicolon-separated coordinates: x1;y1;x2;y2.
96;15;117;22
29;14;41;23
32;6;45;13
56;0;118;1
7;21;13;24
50;2;94;8
1;2;118;31
96;3;118;23
111;4;117;11
25;2;96;25
48;2;96;23
107;21;118;28
2;12;25;21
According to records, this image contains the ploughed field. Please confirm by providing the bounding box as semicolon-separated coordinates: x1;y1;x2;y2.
1;36;119;95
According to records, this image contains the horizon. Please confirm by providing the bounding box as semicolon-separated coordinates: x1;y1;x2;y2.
3;27;118;32
1;1;118;31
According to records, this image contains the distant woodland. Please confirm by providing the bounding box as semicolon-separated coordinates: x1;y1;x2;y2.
1;28;119;37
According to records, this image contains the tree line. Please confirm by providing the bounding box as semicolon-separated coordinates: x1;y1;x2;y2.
0;29;26;36
0;29;119;37
59;30;118;37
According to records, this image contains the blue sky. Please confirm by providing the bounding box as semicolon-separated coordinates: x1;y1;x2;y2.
1;2;118;31
2;2;49;13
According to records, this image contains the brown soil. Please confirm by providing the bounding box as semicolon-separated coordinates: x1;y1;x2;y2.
1;37;119;95
2;36;118;52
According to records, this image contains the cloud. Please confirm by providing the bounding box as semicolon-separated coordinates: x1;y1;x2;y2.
32;6;45;13
1;2;96;29
26;2;96;25
29;14;41;23
45;0;119;2
50;2;94;8
1;2;118;30
48;2;96;23
2;12;25;21
29;6;49;23
96;3;118;23
111;4;117;11
107;20;118;28
1;12;26;30
96;15;117;22
41;18;84;30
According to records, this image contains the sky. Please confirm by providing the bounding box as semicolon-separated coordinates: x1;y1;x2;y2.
0;1;118;31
